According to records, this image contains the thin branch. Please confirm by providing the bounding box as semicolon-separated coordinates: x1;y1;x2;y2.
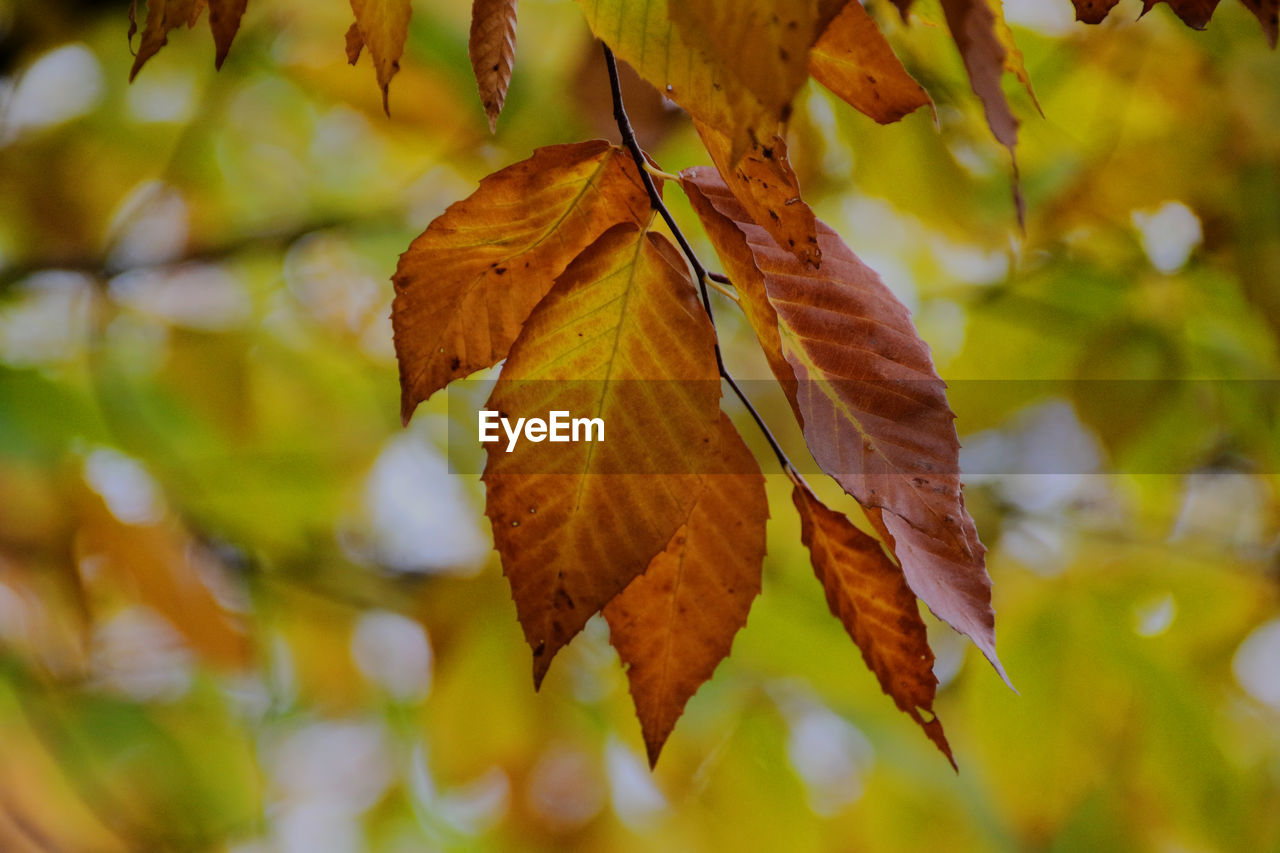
602;44;798;483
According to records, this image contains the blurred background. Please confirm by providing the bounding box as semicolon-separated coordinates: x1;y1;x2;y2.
1;0;1279;849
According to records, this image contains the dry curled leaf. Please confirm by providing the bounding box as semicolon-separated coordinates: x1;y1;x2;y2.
483;224;722;685
129;0;202;80
393;141;651;422
470;0;520;131
793;483;953;766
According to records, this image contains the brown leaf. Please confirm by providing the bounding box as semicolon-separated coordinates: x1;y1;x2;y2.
347;0;412;114
469;0;519;132
605;415;767;766
483;224;722;686
1070;0;1122;25
938;0;1023;222
695;120;821;268
393;141;651;423
793;483;953;766
1239;0;1279;46
681;167;1007;681
809;0;933;125
208;0;247;69
345;22;364;64
1141;0;1222;28
129;0;202;80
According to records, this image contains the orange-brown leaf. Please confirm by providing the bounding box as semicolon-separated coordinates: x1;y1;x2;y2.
129;0;202;80
1240;0;1279;46
345;22;364;64
793;483;953;766
393;141;651;423
208;0;247;69
809;0;933;125
695;121;820;268
1141;0;1222;28
939;0;1023;221
483;224;722;686
605;415;767;766
681;167;1005;680
75;487;249;669
469;0;519;132
1070;0;1121;23
347;0;412;113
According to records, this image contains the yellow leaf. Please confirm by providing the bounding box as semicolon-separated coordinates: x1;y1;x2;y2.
348;0;412;113
809;0;933;125
393;141;651;422
605;415;767;766
793;483;954;766
469;0;520;131
483;223;722;686
576;0;773;160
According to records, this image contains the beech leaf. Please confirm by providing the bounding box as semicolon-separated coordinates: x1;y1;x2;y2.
129;0;202;80
681;168;1007;682
347;0;412;114
793;483;953;767
469;0;520;132
483;224;722;686
208;0;247;69
1141;0;1223;29
393;141;651;423
938;0;1023;221
576;0;773;161
695;120;821;268
809;0;933;125
1070;0;1122;23
605;414;768;767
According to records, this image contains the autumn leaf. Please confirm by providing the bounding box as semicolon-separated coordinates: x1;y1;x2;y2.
75;486;249;670
576;0;773;161
605;415;767;766
469;0;520;132
667;0;825;133
695;121;821;267
1239;0;1279;46
208;0;247;69
682;168;1006;680
1142;0;1222;29
129;0;203;80
483;224;722;685
793;483;953;766
938;0;1023;220
393;141;651;423
345;22;364;64
1070;0;1121;23
347;0;412;113
808;0;933;125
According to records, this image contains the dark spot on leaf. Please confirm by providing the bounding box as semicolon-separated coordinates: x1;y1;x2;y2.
494;267;507;275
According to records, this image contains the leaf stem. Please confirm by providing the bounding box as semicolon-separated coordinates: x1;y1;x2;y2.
602;44;798;483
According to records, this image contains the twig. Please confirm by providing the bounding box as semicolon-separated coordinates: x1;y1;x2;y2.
602;44;798;483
